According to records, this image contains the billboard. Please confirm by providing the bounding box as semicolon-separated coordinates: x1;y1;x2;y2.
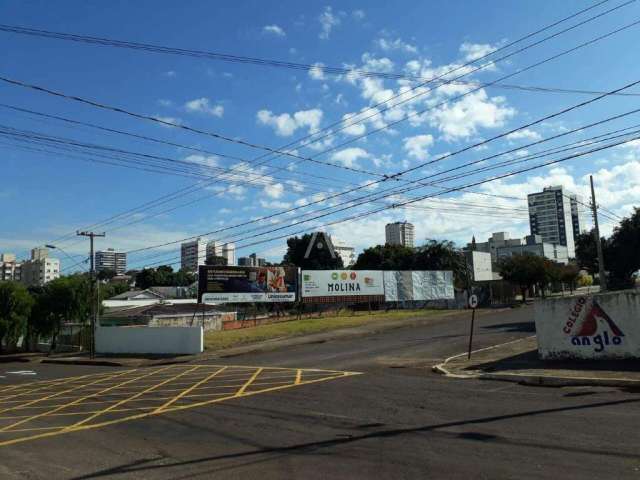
301;270;385;303
198;266;298;303
383;271;455;301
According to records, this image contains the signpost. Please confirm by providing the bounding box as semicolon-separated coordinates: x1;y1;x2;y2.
467;294;478;359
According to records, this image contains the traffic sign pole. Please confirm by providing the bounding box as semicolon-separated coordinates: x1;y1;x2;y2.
467;294;478;360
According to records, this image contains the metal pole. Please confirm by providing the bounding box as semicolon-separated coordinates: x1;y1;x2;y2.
590;176;607;292
467;307;476;360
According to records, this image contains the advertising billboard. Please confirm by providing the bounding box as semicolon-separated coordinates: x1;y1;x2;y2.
301;270;385;303
383;271;455;301
198;266;298;303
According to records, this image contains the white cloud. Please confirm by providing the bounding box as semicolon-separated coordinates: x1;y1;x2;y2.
341;112;366;136
429;90;515;140
352;9;365;20
163;70;176;77
319;6;341;39
260;199;291;209
506;128;542;141
184;154;219;168
403;134;434;161
263;24;286;37
376;37;418;54
459;42;498;62
308;62;326;81
263;183;285;199
330;147;371;168
256;108;323;137
157;99;173;107
184;98;224;117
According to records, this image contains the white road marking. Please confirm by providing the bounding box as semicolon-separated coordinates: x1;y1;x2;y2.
6;371;37;376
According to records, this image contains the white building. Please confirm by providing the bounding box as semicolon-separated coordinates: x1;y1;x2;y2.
467;232;524;263
528;186;576;258
181;238;207;272
95;248;127;274
206;240;236;266
385;221;415;247
332;239;356;267
0;253;21;281
20;249;60;286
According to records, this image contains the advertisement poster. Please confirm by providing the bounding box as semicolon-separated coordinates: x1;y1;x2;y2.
199;266;298;303
301;270;385;303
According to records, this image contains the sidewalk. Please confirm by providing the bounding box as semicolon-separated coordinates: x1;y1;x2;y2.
434;336;640;388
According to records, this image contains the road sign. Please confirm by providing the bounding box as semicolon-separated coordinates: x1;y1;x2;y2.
468;294;479;309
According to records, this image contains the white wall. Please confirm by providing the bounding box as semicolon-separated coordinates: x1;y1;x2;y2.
535;290;640;359
96;326;203;355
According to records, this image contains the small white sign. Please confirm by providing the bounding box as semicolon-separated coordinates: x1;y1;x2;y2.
468;294;479;309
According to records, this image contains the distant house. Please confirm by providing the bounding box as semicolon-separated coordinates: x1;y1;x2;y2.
108;289;165;301
101;303;236;331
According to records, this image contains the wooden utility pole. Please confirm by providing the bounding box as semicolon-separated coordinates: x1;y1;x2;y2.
77;231;105;358
589;176;607;292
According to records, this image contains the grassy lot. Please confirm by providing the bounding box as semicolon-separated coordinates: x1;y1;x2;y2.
204;309;448;351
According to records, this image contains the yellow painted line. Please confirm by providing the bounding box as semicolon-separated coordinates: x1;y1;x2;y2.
0;371;122;401
0;367;363;448
235;368;264;396
0;370;135;416
0;366;172;432
64;365;202;431
295;369;302;385
153;366;227;413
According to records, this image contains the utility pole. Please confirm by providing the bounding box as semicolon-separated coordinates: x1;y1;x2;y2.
77;231;105;358
589;175;607;292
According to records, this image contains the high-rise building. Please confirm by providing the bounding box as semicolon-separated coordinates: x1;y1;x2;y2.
528;186;576;258
0;253;22;281
385;221;415;247
181;238;207;271
20;249;59;286
238;253;266;267
206;240;236;266
569;194;585;240
95;248;127;274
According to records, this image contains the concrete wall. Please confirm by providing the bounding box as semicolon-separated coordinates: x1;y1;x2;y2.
95;326;203;355
535;290;640;359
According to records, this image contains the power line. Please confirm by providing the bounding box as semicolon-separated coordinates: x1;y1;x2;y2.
127;133;639;269
125;118;640;266
3;1;638;97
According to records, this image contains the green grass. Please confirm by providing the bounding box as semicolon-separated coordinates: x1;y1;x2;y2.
204;309;446;351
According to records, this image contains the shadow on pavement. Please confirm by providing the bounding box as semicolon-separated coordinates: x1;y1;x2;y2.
68;397;640;480
481;321;536;333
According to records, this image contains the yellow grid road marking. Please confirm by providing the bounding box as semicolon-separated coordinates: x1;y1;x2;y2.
0;370;135;416
0;364;362;448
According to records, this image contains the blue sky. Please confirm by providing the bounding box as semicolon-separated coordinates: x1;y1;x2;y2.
1;0;640;271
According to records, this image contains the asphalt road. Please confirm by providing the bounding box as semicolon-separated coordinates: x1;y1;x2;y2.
1;306;639;479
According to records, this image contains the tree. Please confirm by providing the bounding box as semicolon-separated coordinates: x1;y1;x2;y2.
606;207;640;289
30;276;92;352
282;233;343;269
575;230;607;275
559;264;580;293
414;240;468;288
498;254;547;303
0;282;34;353
97;268;117;281
353;244;415;270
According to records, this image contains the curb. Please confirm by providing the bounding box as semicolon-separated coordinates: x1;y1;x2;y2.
432;337;640;388
40;358;127;367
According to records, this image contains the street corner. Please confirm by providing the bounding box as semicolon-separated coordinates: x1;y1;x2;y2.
0;363;362;448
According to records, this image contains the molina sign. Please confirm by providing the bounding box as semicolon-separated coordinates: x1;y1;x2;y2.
198;266;298;303
301;270;385;303
535;291;640;359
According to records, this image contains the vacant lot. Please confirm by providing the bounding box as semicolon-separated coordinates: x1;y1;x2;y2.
204;308;450;351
